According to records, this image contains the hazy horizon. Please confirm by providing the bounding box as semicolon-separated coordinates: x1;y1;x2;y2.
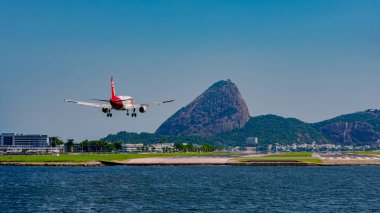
1;0;379;141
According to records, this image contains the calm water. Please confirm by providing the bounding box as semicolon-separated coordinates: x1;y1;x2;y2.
0;166;379;212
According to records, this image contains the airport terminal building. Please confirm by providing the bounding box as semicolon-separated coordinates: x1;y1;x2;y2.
0;133;62;154
0;133;49;147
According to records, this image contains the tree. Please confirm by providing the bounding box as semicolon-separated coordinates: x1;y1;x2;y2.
66;139;74;153
184;143;194;152
174;142;184;151
113;142;123;151
200;144;215;152
50;137;64;147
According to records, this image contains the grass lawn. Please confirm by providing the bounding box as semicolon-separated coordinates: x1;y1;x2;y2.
353;151;380;156
237;152;320;164
237;157;321;164
266;152;312;157
0;152;236;163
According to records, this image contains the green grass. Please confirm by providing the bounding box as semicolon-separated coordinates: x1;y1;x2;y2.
237;157;321;164
237;152;320;164
266;152;312;157
353;151;380;155
0;152;236;163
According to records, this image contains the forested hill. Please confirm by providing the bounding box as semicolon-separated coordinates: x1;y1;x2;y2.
104;110;380;147
103;115;329;147
214;115;329;147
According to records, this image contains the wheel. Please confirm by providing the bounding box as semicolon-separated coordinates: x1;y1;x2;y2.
110;113;112;117
127;113;129;116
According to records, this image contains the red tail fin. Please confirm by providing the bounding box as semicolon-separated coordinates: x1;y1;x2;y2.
111;76;116;98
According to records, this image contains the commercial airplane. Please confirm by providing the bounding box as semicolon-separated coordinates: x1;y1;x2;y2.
64;77;174;118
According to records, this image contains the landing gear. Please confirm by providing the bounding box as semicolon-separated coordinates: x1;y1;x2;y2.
126;109;137;117
106;109;112;118
131;108;137;117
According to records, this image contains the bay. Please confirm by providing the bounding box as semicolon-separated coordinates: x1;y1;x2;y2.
0;166;379;212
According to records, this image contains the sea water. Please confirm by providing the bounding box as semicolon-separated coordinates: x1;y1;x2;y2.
0;166;379;212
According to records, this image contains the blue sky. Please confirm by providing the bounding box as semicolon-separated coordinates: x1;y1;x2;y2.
1;0;379;141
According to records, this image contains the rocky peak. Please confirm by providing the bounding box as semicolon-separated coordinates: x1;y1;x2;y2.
156;80;250;137
314;109;380;146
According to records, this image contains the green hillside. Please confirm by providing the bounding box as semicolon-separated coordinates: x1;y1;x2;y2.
215;115;329;147
104;115;329;147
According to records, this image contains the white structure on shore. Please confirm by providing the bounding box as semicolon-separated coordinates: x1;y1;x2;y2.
0;133;49;147
123;143;145;152
0;133;61;154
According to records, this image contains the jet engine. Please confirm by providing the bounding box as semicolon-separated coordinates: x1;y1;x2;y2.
139;106;147;113
102;108;108;113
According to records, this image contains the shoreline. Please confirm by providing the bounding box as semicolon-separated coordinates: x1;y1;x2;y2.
0;161;103;167
2;162;380;167
1;152;380;167
1;157;380;167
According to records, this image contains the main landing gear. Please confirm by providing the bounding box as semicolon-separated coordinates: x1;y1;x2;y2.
103;108;112;118
126;109;137;117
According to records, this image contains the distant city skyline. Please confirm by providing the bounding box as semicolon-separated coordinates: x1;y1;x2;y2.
1;0;379;141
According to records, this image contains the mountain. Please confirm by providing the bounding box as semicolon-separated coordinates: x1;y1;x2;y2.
313;109;380;146
215;115;329;147
103;78;380;147
155;80;250;137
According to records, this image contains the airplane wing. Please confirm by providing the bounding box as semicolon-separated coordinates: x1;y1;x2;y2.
64;100;111;108
125;99;175;109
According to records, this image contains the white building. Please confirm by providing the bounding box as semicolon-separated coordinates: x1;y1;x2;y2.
0;133;49;147
0;133;62;154
123;143;145;152
151;143;174;153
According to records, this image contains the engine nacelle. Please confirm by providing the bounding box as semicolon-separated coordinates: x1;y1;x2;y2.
102;108;108;113
139;106;147;113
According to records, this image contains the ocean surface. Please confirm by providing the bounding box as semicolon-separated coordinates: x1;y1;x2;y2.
0;166;379;212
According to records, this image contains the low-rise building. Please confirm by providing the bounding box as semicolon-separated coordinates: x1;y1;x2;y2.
245;146;256;153
151;143;174;153
123;143;145;152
